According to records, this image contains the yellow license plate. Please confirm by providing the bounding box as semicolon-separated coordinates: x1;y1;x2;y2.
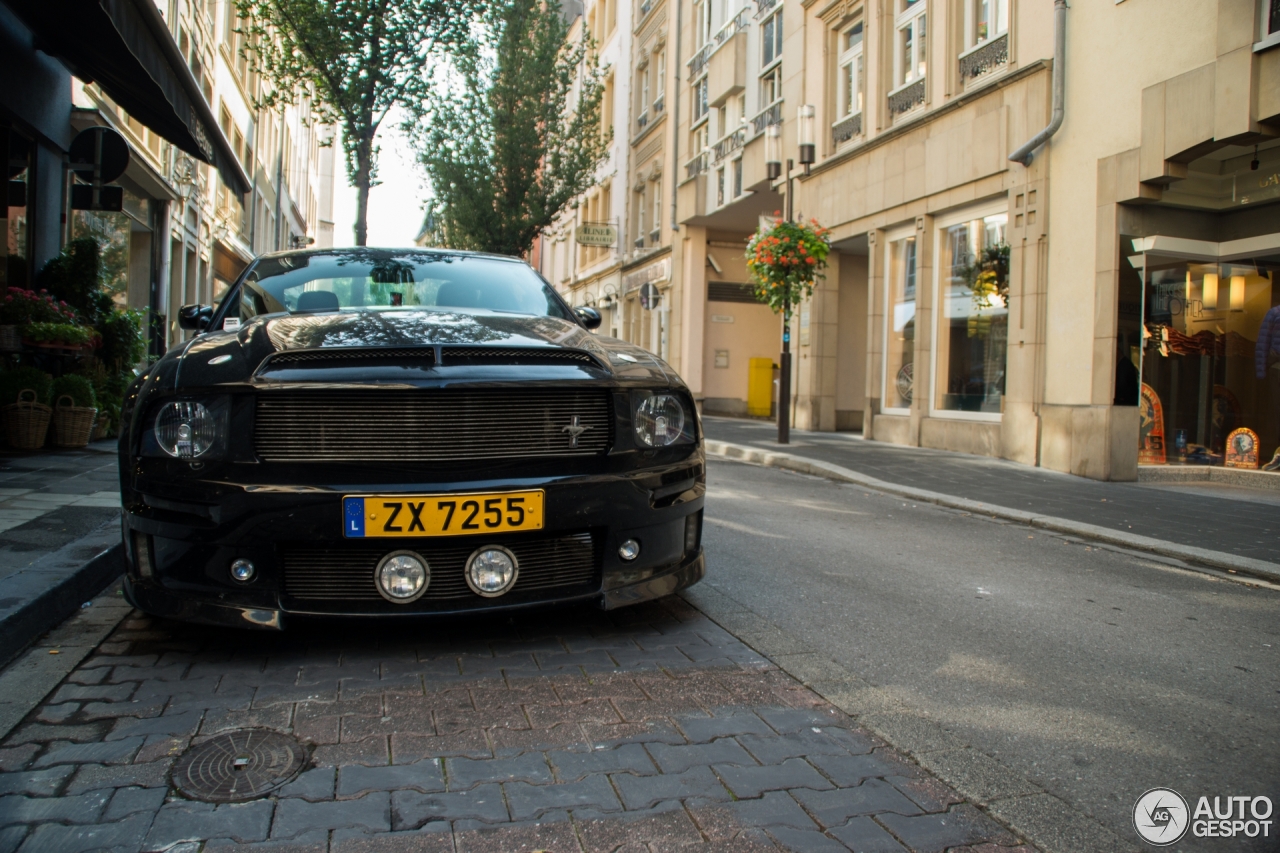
342;490;544;538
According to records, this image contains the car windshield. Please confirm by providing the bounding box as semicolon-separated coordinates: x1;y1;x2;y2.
236;250;571;321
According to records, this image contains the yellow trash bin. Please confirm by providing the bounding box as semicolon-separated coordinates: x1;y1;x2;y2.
747;357;775;417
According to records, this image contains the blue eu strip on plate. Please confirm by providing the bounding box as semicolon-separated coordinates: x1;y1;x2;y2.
344;497;365;537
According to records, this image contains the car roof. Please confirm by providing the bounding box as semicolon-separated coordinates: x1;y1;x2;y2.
253;247;526;264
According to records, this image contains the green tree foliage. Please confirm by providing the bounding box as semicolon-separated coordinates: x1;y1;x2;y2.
413;0;611;256
37;238;112;322
234;0;477;246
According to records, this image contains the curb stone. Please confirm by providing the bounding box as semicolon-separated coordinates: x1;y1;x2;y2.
680;584;1142;853
705;439;1280;585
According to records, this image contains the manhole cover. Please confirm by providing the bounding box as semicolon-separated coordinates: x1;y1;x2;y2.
172;729;306;802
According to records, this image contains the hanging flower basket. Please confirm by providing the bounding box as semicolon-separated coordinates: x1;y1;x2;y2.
745;216;832;314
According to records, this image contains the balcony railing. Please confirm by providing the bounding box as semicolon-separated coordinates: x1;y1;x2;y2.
959;32;1009;81
685;150;709;179
653;93;665;114
634;236;646;250
687;6;751;80
755;0;778;17
650;228;661;245
751;99;783;136
887;78;925;118
635;111;649;135
711;127;746;163
832;112;862;145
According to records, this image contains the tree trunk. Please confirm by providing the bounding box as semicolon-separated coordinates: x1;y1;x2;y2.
353;134;373;247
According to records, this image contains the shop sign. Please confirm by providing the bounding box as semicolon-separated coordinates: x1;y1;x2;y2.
623;256;670;293
1224;427;1260;469
1139;383;1166;465
575;223;617;247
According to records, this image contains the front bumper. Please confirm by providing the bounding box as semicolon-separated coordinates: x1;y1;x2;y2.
121;463;704;628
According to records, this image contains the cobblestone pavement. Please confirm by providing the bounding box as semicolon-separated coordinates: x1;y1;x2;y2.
0;597;1032;852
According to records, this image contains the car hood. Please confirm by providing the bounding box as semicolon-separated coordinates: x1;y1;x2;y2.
173;310;674;387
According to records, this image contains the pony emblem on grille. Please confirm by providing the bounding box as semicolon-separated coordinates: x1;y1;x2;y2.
562;416;594;447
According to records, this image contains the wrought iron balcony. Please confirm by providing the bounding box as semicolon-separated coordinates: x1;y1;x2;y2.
635;111;649;134
959;33;1008;82
687;6;751;80
755;0;778;17
711;127;746;163
685;150;709;179
687;43;713;80
751;100;783;136
831;112;862;146
653;94;665;114
887;78;925;118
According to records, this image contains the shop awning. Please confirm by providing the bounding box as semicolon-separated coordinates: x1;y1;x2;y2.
6;0;250;195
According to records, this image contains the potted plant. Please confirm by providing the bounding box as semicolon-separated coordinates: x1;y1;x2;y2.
0;367;53;450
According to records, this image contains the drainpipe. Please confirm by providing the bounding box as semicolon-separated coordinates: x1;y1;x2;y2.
1008;0;1066;166
670;0;681;230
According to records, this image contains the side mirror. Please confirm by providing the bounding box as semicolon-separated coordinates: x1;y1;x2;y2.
574;306;602;330
178;304;213;332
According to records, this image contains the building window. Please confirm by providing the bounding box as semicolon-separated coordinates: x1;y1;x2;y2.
696;0;712;47
966;0;1007;47
2;126;32;289
640;63;650;113
693;77;709;123
635;187;646;248
656;51;666;98
651;180;662;242
760;65;783;107
716;166;726;207
1260;0;1280;41
732;158;743;198
838;21;864;121
895;0;926;87
762;9;783;67
884;232;917;411
935;211;1009;415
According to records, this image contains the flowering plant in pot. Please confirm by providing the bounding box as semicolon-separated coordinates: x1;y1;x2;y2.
745;215;832;315
0;288;81;325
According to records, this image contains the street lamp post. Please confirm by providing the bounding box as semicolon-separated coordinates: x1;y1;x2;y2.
764;108;817;445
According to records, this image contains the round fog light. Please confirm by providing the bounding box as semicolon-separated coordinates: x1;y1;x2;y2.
618;539;640;561
229;559;256;582
466;546;518;597
375;551;429;603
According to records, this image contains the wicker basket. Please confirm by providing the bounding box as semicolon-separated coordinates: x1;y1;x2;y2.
0;326;20;352
4;390;51;450
91;414;112;441
52;395;98;448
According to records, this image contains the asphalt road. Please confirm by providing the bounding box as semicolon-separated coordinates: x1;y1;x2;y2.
699;457;1280;853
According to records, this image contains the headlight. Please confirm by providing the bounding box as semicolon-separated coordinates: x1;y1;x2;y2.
143;398;229;460
633;392;694;447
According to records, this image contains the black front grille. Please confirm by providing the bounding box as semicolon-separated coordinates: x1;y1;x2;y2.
260;348;436;373
254;389;613;462
280;531;599;609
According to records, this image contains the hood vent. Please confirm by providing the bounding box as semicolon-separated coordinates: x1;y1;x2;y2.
440;347;603;368
258;348;436;376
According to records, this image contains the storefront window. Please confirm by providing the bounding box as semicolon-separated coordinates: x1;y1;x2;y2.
1139;253;1279;468
884;233;917;410
3;128;33;289
935;212;1008;414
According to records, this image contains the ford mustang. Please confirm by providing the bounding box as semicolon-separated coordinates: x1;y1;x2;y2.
118;248;705;629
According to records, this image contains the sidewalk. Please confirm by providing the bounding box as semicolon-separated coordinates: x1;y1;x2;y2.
0;441;123;667
702;416;1278;569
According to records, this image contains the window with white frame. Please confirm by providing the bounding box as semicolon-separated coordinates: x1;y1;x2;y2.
760;66;783;107
966;0;1007;47
894;0;926;87
640;62;650;113
837;20;864;121
732;158;743;198
693;78;709;123
635;187;646;246
934;208;1008;415
761;9;783;67
696;0;712;47
716;166;726;207
1260;0;1280;42
883;230;918;411
650;180;661;241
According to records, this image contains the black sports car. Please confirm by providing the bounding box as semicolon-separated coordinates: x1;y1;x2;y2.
119;248;705;629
